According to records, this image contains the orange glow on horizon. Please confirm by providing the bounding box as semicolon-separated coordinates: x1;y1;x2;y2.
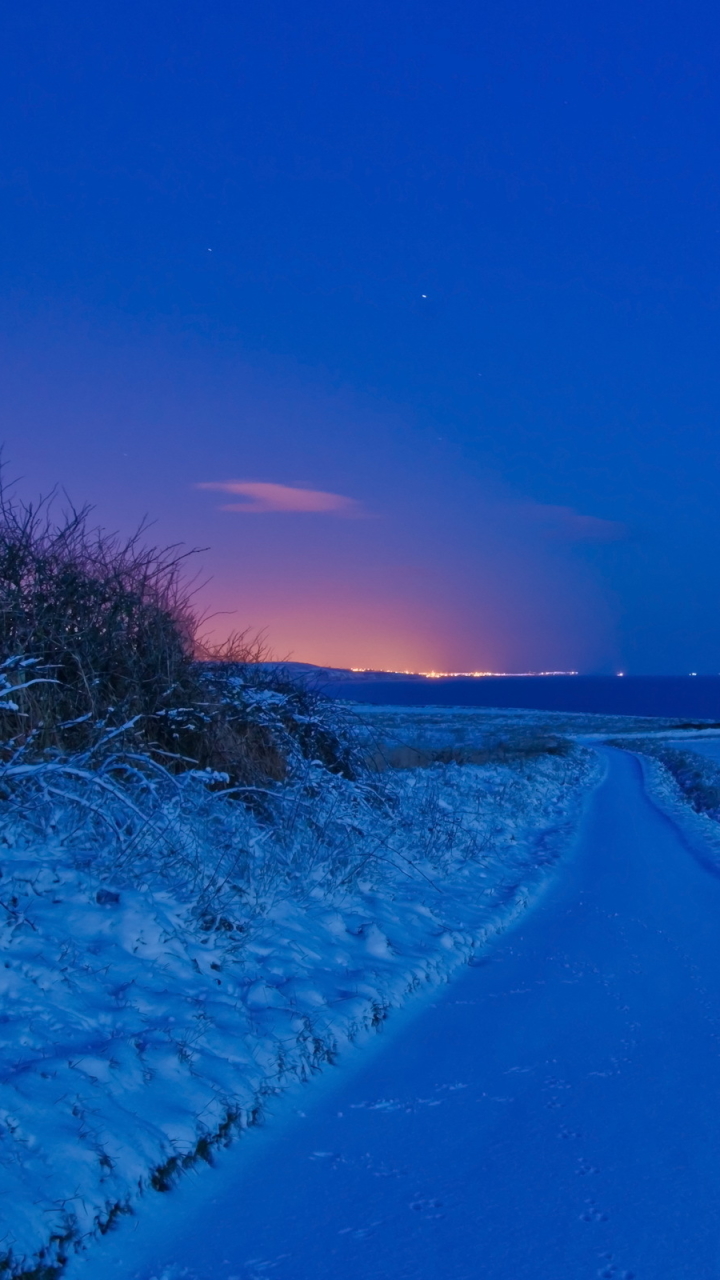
198;590;457;674
195;571;598;677
349;667;580;678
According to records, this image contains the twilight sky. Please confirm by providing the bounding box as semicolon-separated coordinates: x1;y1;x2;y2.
1;0;719;673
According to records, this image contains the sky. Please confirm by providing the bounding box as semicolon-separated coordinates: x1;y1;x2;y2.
0;0;719;674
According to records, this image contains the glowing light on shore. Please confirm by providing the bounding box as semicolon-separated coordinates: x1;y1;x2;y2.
350;668;579;678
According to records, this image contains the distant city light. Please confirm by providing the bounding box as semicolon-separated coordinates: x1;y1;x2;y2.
349;668;579;678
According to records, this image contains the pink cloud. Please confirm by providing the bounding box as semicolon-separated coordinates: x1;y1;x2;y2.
518;502;626;542
196;480;360;515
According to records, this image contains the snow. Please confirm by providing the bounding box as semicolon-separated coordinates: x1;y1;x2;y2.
351;700;708;745
610;734;720;870
0;703;602;1277
672;737;720;763
66;746;720;1280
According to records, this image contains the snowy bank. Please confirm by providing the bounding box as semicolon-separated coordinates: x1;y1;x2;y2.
613;736;720;868
0;699;603;1278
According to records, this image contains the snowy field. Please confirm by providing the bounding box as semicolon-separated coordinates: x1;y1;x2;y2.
352;702;707;750
5;693;720;1278
0;697;609;1278
74;745;720;1280
73;747;720;1280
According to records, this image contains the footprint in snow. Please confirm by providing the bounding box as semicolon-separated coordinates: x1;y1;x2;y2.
410;1197;445;1220
580;1200;608;1223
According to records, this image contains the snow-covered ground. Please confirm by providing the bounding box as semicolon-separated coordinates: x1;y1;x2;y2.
66;745;720;1280
353;702;704;749
669;737;720;763
610;734;720;869
0;700;605;1277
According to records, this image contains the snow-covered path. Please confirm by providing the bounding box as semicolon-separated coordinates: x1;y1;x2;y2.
75;748;720;1279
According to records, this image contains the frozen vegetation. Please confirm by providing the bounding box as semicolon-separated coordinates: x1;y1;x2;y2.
78;741;720;1280
0;663;607;1277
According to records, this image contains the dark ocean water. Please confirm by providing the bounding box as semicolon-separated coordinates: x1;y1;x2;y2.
320;676;720;720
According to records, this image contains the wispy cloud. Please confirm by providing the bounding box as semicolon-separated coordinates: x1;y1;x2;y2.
196;481;361;515
518;502;626;542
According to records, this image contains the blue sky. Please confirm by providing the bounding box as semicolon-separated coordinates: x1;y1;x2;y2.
1;0;719;671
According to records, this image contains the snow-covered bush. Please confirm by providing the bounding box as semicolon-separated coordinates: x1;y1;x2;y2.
0;482;355;789
0;484;196;750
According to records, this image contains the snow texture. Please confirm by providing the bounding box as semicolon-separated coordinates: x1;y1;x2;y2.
0;701;602;1277
612;735;720;869
77;746;720;1280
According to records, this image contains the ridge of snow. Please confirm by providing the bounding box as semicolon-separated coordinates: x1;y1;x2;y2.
617;741;720;870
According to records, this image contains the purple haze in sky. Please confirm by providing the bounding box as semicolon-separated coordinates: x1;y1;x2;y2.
1;0;718;672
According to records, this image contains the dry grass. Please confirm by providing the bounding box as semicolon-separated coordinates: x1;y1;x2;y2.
0;486;196;753
0;480;354;786
365;732;572;771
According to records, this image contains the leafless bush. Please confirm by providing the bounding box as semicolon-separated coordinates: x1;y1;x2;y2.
194;628;270;664
0;481;355;786
0;481;200;750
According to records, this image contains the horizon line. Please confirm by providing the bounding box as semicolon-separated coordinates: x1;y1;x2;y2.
349;668;580;678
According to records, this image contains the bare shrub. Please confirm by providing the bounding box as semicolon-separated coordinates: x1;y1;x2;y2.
197;662;361;783
0;482;200;751
0;481;355;787
194;629;270;664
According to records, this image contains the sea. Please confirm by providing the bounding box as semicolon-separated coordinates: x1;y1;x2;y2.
319;675;720;721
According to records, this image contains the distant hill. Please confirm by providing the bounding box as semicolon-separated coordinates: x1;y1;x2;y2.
261;661;429;683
